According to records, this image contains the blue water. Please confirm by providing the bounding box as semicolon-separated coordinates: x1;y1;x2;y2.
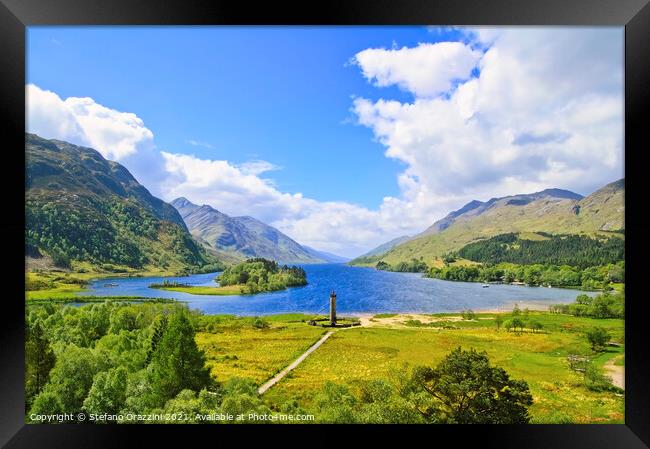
78;264;591;316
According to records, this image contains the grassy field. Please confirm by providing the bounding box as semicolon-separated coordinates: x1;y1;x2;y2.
196;314;327;383
25;272;88;300
194;312;624;424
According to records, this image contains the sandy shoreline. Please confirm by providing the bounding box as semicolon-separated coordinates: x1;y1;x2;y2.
346;300;559;319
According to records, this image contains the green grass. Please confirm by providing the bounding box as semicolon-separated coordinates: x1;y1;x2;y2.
196;314;326;383
373;313;398;319
259;312;624;424
27;296;176;304
25;272;87;300
152;284;247;296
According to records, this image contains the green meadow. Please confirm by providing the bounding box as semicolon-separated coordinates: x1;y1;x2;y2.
194;312;624;424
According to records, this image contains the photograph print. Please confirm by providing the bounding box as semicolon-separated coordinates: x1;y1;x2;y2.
25;26;625;425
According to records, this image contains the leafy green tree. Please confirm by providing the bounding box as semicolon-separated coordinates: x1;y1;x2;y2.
217;378;270;421
108;307;139;333
529;320;543;333
511;318;525;333
314;382;359;423
586;327;611;352
461;309;476;320
25;319;56;410
584;363;616;392
28;390;64;417
407;347;533;423
355;379;423;424
83;366;128;415
494;315;503;331
149;311;213;403
44;344;105;413
252;317;270;329
376;261;390;271
145;315;168;364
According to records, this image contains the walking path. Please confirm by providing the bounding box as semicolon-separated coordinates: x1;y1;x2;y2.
258;330;335;395
604;356;625;390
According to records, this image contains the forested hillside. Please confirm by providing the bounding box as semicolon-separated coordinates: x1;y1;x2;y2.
26;133;220;273
457;233;624;269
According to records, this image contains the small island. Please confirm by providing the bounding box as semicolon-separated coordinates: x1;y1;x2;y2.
149;258;308;295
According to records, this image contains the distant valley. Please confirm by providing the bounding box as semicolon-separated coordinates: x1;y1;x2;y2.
25;133;345;274
171;198;346;265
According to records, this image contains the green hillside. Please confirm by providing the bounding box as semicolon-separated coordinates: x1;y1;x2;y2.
359;179;624;267
456;232;624;268
25;133;221;274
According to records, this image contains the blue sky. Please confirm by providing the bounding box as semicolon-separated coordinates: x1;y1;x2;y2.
28;26;469;208
26;27;623;256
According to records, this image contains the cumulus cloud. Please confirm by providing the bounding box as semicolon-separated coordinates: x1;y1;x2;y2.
158;151;420;256
353;41;481;97
26;28;624;257
26;84;168;194
352;27;623;208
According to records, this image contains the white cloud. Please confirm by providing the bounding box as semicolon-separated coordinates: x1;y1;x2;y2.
237;160;281;176
27;84;154;160
353;41;481;97
26;28;624;258
26;84;167;194
352;27;623;210
187;139;214;149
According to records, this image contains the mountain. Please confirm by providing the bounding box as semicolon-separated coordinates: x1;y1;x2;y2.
25;133;218;272
171;197;326;264
302;246;350;263
354;180;624;267
418;189;584;238
351;235;412;261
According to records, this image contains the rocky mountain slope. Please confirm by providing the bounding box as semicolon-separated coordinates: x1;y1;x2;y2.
171;197;337;264
25;133;217;272
351;180;624;266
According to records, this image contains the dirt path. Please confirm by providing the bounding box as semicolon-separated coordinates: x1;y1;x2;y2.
356;313;465;328
258;330;335;395
604;356;625;390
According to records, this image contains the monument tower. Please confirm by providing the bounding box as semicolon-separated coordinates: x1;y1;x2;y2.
329;291;337;325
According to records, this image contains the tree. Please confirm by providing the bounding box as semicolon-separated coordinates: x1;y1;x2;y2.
218;378;271;421
461;309;476;320
149;311;213;404
586;327;611;352
28;390;64;417
145;314;168;364
494;315;503;331
355;379;423;424
43;344;103;413
314;381;359;424
511;317;525;333
25;319;56;410
529;320;543;333
407;347;533;423
83;366;128;415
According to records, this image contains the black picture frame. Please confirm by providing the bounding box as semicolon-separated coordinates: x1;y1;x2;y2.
1;0;648;447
